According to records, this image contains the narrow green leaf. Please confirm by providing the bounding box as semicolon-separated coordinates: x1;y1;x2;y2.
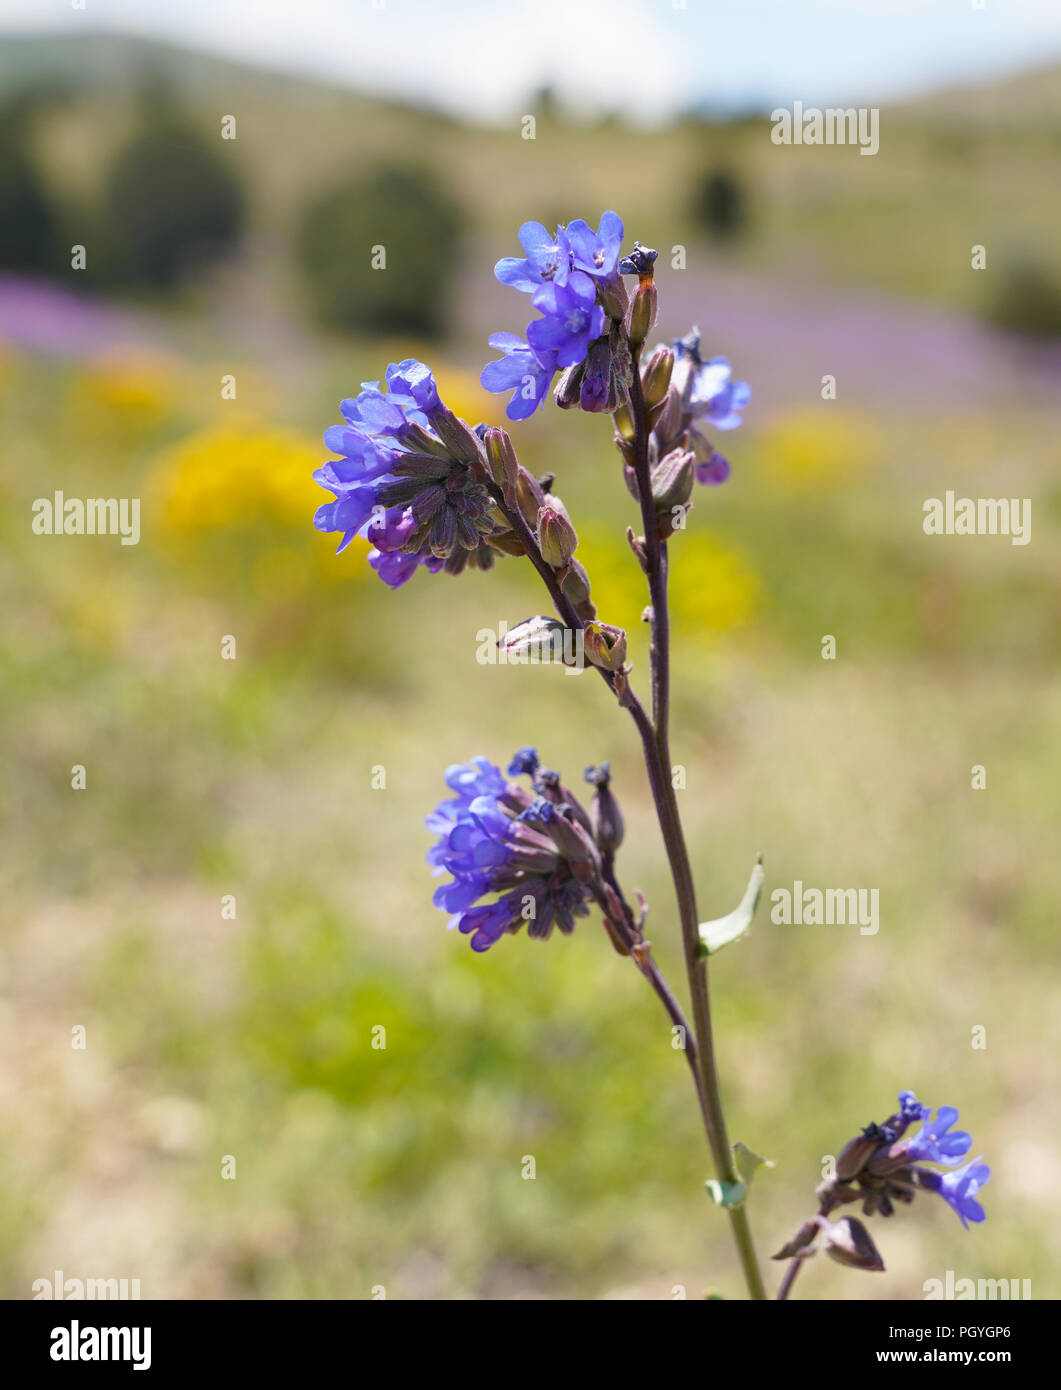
697;858;765;957
734;1141;775;1190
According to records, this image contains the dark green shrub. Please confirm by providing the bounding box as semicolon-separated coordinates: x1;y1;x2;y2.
0;128;56;271
297;164;465;338
103;119;245;287
691;166;747;243
983;256;1061;339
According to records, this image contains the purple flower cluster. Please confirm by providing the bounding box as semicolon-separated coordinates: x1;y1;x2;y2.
902;1096;990;1229
834;1091;990;1230
426;749;603;953
314;359;501;589
482;213;625;420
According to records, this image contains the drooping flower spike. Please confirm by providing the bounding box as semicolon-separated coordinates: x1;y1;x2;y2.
427;751;615;953
314;358;518;588
774;1090;990;1279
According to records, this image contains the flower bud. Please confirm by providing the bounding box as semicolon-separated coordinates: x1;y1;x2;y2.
582;620;627;673
486;528;526;557
598;273;629;322
821;1217;885;1272
499;615;572;664
836;1132;879;1182
609;333;632;402
612;402;635;441
483;426;518;495
515;466;546;526
771;1220;820;1261
429;405;485;466
545;808;602;871
554;361;585;411
402;420;452;458
641;346;674;407
627;281;658;349
429;506;457;557
560;559;596;620
537;496;578;568
653;387;683;449
585;763;624;853
670;344;697;412
650;447;695;512
580;338;613;413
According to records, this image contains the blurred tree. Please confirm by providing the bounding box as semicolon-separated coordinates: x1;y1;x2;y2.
102;114;245;288
691;166;747;243
984;255;1061;339
297;164;465;339
0;117;57;271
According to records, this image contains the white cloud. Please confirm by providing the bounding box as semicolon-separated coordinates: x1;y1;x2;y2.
1;0;1059;117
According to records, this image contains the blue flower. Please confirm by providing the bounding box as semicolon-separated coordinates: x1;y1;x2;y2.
565;211;624;280
695;452;730;486
690;358;751;431
480;333;558;420
671;328;750;431
494;222;572;293
898;1090;926;1122
939;1159;991;1229
906;1105;973;1167
427;753;598;952
527;272;606;369
366;507;444;590
315;359;502;586
508;747;540;776
384;358;442;415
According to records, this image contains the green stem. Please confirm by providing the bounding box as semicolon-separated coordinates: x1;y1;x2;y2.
490;414;766;1299
627;353;767;1301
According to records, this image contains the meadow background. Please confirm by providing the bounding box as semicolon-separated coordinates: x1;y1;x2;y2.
2;26;1060;1300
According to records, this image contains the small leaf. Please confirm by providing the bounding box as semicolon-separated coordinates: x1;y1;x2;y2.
734;1140;775;1190
697;858;765;957
705;1179;746;1208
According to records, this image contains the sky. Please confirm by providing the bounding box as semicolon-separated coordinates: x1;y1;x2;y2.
3;0;1061;121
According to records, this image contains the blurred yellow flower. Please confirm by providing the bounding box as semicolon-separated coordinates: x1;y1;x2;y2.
154;419;324;531
757;409;879;492
67;357;176;433
152;418;372;591
577;522;758;642
671;530;760;637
